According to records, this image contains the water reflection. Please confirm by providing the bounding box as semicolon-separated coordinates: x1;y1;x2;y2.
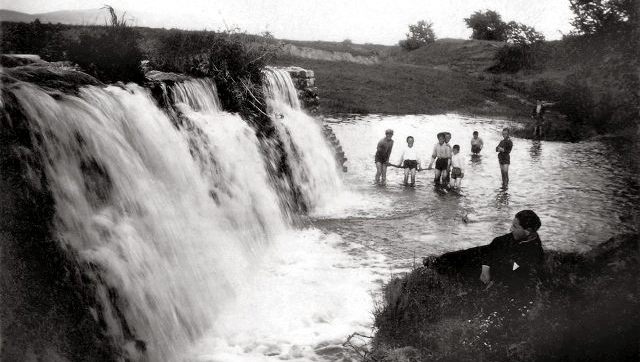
494;188;510;207
529;140;542;161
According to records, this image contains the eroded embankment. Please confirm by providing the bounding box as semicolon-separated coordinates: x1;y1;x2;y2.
370;233;639;362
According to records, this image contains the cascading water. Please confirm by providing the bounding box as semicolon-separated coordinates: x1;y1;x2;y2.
3;71;382;361
8;81;258;361
263;67;345;214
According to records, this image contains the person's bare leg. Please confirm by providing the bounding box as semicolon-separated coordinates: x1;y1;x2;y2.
410;169;416;186
500;164;509;186
375;162;383;184
381;164;388;185
434;169;442;185
403;168;409;185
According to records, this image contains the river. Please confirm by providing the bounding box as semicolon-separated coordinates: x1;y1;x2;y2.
315;114;639;271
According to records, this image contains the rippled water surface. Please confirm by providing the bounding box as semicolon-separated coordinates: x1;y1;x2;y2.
314;114;639;270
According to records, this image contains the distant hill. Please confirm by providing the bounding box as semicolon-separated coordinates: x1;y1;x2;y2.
392;38;504;73
0;9;37;23
0;8;136;26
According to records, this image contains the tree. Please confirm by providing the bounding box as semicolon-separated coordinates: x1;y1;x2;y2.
569;0;635;35
399;20;436;51
505;21;545;45
464;10;508;41
491;22;545;72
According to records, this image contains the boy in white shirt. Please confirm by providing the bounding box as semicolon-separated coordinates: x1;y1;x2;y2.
396;136;420;187
449;144;464;189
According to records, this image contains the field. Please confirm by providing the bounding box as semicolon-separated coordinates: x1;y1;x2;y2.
270;40;530;119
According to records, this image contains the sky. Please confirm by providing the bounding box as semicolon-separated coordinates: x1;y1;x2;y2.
2;0;575;45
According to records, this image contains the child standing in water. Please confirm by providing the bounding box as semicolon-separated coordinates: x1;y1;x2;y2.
496;128;513;187
396;136;420;187
442;132;453;186
471;131;483;155
374;129;394;185
427;133;451;187
450;145;464;189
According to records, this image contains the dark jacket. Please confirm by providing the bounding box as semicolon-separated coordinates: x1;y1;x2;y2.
435;232;544;288
481;233;544;286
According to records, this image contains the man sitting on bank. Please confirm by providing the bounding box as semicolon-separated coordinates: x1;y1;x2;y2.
430;210;544;289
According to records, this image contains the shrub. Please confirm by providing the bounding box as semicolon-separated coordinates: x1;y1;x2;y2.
0;20;69;61
555;75;596;126
490;22;545;73
147;29;280;123
399;20;436;51
67;7;145;83
491;45;531;73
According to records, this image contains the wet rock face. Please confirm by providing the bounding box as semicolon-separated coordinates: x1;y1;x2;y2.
283;66;320;113
2;57;101;94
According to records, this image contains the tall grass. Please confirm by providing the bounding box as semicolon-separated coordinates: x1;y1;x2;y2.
370;234;639;361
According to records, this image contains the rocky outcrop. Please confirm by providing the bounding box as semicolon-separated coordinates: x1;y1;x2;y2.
321;124;348;172
282;66;319;113
1;55;101;94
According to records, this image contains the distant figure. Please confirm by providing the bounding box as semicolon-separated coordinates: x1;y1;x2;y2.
531;100;555;138
396;136;420;187
375;129;394;185
432;210;544;289
426;132;451;187
449;144;464;190
471;131;483;154
496;128;513;187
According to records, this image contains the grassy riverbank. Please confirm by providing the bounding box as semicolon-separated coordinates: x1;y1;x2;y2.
368;233;639;361
271;39;532;119
271;35;638;142
272;55;528;117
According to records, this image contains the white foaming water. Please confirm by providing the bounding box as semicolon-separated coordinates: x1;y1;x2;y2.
10;77;382;361
263;67;369;216
13;82;248;360
171;79;287;244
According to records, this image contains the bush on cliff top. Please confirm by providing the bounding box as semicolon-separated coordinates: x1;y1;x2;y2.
371;233;639;362
146;28;280;123
67;7;145;84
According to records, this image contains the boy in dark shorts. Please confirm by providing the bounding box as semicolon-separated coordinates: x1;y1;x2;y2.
375;129;394;185
496;128;513;187
426;132;451;186
471;131;483;154
396;136;420;186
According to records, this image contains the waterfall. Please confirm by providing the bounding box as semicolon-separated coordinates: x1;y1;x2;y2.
5;79;289;360
263;67;344;213
263;67;301;110
2;70;375;361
